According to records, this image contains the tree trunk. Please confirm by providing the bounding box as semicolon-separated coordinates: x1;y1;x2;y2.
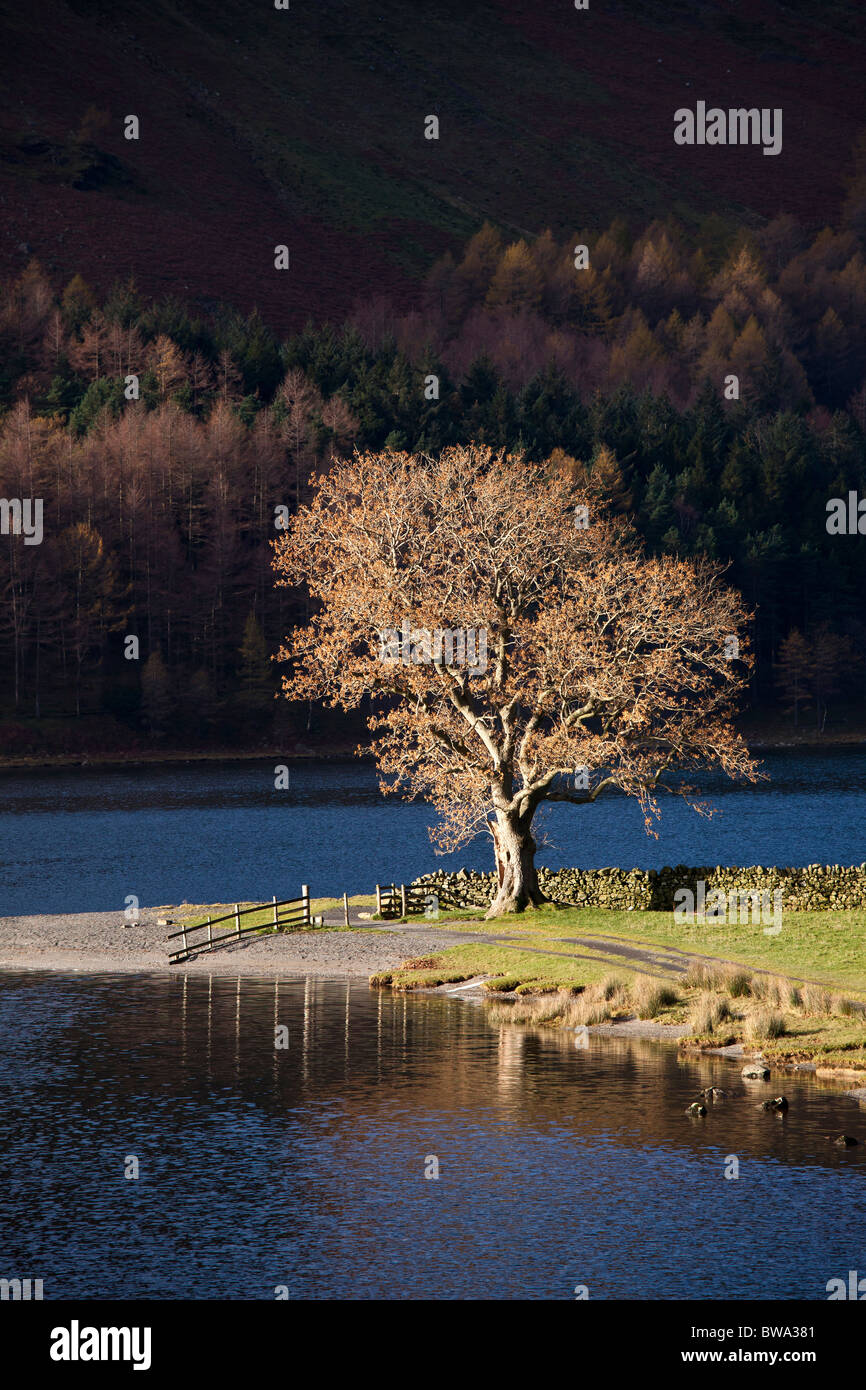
486;810;547;917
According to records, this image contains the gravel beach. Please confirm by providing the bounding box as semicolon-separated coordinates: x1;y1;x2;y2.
0;908;478;979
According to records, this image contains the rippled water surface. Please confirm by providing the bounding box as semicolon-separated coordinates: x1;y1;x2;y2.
1;748;866;914
0;971;863;1300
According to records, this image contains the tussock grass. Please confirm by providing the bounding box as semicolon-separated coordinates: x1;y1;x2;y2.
832;994;856;1017
746;1009;787;1041
633;976;680;1019
515;979;582;996
487;989;575;1025
682;961;728;991
487;980;624;1028
365;901;865;1062
751;974;793;1008
800;983;834;1015
601;973;628;1001
721;967;753;998
563;985;615;1027
488;975;674;1028
688;992;732;1036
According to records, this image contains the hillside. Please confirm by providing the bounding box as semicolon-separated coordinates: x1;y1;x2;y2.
3;0;866;330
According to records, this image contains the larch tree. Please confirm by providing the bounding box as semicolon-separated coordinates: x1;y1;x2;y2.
811;623;853;733
68;313;112;382
146;334;187;403
141;650;174;739
457;222;504;302
774;628;812;727
58;521;128;716
485;240;545;314
238;611;273;713
274;444;758;917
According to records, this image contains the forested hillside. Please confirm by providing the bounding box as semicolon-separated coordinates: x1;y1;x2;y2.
2;202;866;754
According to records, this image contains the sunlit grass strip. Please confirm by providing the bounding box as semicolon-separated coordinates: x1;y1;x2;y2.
397;905;866;998
373;930;866;1067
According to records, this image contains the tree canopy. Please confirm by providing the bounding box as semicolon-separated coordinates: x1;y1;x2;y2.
274;444;759;914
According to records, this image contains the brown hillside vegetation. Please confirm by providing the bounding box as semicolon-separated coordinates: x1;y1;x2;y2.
3;0;866;329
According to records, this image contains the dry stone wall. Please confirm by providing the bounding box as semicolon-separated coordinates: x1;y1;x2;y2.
412;864;866;911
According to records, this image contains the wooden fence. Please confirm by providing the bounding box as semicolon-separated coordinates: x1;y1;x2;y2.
375;879;481;919
167;886;312;963
375;882;402;919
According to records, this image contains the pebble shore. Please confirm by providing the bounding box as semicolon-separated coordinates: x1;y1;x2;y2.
0;909;477;978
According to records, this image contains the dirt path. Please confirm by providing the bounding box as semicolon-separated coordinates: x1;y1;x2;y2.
555;930;864;1000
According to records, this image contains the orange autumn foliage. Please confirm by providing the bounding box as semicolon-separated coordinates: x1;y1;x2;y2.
274;444;759;915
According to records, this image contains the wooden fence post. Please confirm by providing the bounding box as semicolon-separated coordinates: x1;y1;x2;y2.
181;923;188;958
401;883;407;918
235;903;241;939
302;884;310;926
207;915;212;948
272;895;278;931
376;883;382;916
343;891;350;927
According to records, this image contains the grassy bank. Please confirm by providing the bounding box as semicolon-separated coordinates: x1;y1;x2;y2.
369;904;866;1070
158;895;865;1067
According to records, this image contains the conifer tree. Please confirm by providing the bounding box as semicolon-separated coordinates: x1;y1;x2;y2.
775;629;812;728
141;651;174;739
238;612;273;713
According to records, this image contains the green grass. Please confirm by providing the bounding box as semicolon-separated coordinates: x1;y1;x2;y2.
371;942;589;992
312;895;376;913
569;909;866;997
393;905;866;997
483;976;525;993
371;904;866;1067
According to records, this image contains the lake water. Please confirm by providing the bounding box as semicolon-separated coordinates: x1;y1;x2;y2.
1;749;865;916
0;970;862;1300
1;745;866;917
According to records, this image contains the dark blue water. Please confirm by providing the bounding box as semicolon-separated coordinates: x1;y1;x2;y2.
0;971;862;1300
1;748;865;915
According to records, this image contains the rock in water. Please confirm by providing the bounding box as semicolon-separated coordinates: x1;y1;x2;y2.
834;1134;859;1147
742;1064;770;1080
759;1096;788;1112
686;1102;707;1116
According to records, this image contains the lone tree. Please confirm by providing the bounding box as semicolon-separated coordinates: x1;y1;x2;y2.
274;445;758;917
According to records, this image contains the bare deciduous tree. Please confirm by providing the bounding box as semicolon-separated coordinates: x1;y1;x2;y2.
274;444;759;916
